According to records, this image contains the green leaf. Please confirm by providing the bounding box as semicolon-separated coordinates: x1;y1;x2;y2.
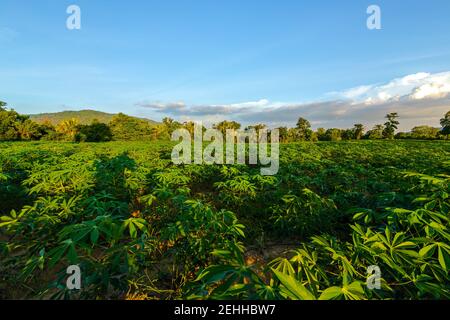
272;269;315;300
129;223;137;238
90;227;100;245
195;265;237;284
438;246;450;272
419;244;436;259
319;286;342;300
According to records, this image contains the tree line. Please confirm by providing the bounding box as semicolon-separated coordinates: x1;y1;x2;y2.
1;101;449;142
278;112;450;142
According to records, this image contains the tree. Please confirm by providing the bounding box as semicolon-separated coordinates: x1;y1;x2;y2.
162;117;182;136
76;120;113;142
353;124;365;140
0;102;33;141
182;121;196;138
56;118;80;141
277;127;288;143
287;128;300;142
151;124;170;140
16;119;43;140
395;132;411;140
110;113;153;141
246;124;267;140
440;111;450;138
296;117;312;141
213;121;241;136
0;110;20;140
39;120;61;141
309;131;318;142
410;126;440;140
316;128;326;141
366;125;384;140
383;113;399;139
246;124;267;132
39;120;56;135
341;129;354;140
324;128;342;141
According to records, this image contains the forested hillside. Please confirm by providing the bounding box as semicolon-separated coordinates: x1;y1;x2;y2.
29;110;159;126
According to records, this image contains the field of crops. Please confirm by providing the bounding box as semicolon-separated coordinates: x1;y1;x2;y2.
0;140;449;300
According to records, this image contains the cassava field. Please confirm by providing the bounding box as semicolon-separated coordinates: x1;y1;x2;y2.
0;140;449;300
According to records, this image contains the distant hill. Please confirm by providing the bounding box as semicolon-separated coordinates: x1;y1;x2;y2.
28;110;159;126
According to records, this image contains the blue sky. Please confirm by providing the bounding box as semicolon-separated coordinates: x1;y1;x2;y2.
1;0;450;129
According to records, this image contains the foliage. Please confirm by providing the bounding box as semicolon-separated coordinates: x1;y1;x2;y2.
0;131;449;300
76;121;113;142
187;171;450;300
410;126;440;140
29;110;159;126
1;101;449;142
366;124;384;140
441;111;450;137
213;120;241;136
383;113;400;139
110;113;155;141
295;118;312;141
0;103;34;141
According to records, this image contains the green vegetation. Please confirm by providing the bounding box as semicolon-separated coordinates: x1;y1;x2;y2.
383;112;400;139
1;101;449;143
441;111;450;138
1;99;449;300
0;140;449;300
29;110;158;126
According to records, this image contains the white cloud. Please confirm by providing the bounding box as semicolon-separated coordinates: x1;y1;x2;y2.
137;71;450;130
411;75;450;100
225;99;270;109
340;85;374;100
338;71;450;104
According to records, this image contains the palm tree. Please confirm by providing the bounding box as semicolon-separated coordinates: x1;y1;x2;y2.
162;117;181;135
16;120;41;140
56;118;79;140
246;124;267;140
213;121;241;136
183;121;196;138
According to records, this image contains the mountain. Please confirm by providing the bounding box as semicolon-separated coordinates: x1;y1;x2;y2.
28;110;159;126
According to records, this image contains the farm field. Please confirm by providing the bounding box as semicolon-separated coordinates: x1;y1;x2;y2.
0;140;449;300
